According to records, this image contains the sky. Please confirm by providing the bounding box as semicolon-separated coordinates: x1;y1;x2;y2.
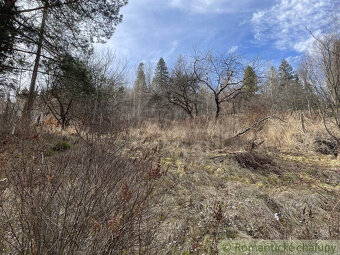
95;0;338;77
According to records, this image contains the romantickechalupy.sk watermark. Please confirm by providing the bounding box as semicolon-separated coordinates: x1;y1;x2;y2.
218;240;340;255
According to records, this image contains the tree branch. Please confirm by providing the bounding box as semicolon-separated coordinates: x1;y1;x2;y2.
15;0;80;14
232;116;287;138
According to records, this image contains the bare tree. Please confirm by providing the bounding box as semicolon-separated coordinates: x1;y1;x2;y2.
86;50;127;133
193;51;243;119
167;55;200;118
303;32;340;143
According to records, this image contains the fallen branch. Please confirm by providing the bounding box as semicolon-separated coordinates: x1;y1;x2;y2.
232;116;287;138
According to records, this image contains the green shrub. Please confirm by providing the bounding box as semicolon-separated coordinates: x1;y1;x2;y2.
46;141;71;156
52;141;71;152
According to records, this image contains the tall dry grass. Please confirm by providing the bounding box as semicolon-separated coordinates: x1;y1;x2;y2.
130;111;328;155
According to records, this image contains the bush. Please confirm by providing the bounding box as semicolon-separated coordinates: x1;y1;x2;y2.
51;141;71;152
0;137;165;254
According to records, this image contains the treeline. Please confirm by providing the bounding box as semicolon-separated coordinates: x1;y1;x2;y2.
129;54;314;120
0;1;340;144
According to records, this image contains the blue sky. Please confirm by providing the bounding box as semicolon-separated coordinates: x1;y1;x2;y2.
96;0;336;76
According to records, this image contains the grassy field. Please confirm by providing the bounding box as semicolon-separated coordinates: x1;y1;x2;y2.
125;113;340;253
1;113;339;254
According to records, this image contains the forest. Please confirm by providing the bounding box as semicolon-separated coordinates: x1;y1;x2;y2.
0;0;339;254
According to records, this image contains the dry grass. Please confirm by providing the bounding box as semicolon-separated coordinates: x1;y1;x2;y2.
130;112;330;154
1;113;339;254
126;112;339;254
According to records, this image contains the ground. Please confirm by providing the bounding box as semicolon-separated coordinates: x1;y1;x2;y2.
1;113;339;254
126;114;340;253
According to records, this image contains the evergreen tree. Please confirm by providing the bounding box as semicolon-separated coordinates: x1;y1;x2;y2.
274;60;306;110
1;0;128;119
0;0;18;73
44;54;94;128
134;62;147;117
152;57;169;94
134;62;147;96
278;59;294;86
243;66;258;100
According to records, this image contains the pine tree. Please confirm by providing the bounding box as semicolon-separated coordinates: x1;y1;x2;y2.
276;59;306;110
278;59;294;86
152;57;169;94
4;0;128;119
134;62;147;96
0;0;18;73
134;62;147;117
45;54;94;128
243;66;258;100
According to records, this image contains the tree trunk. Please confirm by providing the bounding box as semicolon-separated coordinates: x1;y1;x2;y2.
215;95;220;119
23;5;48;120
2;97;10;130
58;100;66;129
194;101;198;117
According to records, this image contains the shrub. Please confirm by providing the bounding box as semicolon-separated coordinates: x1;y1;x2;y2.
51;141;71;152
0;137;165;254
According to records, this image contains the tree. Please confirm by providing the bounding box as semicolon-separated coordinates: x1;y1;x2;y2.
243;66;258;100
147;58;171;120
278;59;294;86
134;62;148;117
297;57;318;114
265;66;279;98
193;51;243;119
134;63;147;96
0;0;18;73
2;0;128;119
152;58;169;94
43;54;94;128
84;50;127;133
274;59;306;110
304;34;340;144
167;55;200;118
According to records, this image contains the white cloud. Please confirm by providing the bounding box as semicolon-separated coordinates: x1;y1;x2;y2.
292;31;322;53
286;55;300;66
169;0;227;13
169;0;257;14
228;45;238;54
251;0;334;52
168;40;179;55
